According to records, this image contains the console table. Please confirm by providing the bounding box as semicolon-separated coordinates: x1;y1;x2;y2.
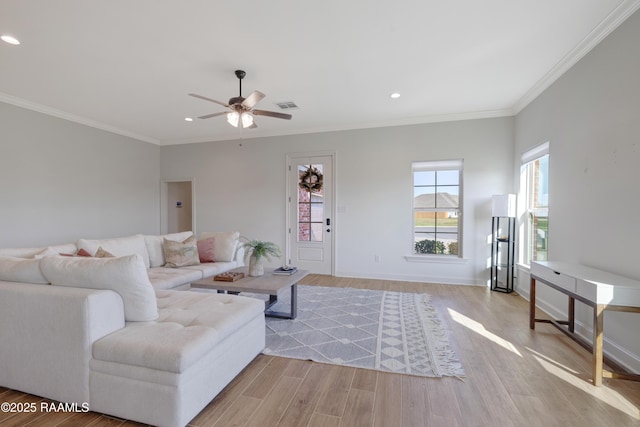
530;261;640;386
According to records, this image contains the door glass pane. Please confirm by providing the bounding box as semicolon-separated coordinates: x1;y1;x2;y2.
298;222;310;241
310;203;323;222
298;164;324;242
310;223;323;241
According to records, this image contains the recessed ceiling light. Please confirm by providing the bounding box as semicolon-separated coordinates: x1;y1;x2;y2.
390;92;401;99
1;35;20;45
184;117;193;122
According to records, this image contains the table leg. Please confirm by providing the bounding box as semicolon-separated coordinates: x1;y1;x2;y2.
264;284;297;320
290;284;297;319
530;277;537;329
568;296;575;333
593;304;604;386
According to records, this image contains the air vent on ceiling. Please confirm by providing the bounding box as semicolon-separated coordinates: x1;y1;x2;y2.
276;101;299;110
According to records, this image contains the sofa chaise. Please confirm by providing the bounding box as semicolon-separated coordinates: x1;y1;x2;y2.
0;231;266;427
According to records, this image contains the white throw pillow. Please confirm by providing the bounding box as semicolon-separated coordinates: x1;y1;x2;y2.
77;234;151;268
198;231;240;262
144;231;194;268
40;254;158;321
34;247;63;258
0;256;49;284
0;243;77;258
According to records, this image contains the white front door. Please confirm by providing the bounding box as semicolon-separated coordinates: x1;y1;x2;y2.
287;155;333;275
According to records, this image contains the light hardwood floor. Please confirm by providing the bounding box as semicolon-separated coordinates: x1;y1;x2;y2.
2;275;639;427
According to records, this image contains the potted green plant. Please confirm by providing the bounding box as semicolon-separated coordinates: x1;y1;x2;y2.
240;239;281;276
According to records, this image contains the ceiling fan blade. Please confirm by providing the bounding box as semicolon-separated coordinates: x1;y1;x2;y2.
198;111;228;119
188;93;229;108
242;91;266;109
247;122;258;129
252;109;292;120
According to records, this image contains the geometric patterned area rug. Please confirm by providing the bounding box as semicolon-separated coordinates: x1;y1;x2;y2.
244;285;465;378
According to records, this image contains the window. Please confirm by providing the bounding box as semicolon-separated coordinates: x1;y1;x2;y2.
412;160;463;256
520;142;549;265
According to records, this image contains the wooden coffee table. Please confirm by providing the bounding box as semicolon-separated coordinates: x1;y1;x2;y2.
190;267;308;319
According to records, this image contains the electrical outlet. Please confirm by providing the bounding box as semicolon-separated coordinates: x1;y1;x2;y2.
374;255;381;263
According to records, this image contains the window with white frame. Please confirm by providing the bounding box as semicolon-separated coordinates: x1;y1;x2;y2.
519;142;549;265
412;160;463;256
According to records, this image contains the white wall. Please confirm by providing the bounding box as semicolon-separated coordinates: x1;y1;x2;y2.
514;10;640;371
0;102;161;247
161;117;514;284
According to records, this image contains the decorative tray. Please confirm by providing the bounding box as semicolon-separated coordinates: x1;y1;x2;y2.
214;272;245;282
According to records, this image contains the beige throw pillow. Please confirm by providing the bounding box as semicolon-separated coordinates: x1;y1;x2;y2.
144;231;194;267
95;246;114;258
163;236;200;268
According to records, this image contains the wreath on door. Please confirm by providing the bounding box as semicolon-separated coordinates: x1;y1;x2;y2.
299;166;323;192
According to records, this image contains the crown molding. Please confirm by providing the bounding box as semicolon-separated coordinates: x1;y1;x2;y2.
0;92;160;145
513;0;640;114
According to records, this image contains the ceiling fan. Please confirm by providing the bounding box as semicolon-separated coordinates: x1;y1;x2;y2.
189;69;292;129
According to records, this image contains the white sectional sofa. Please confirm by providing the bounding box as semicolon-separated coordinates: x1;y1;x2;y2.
0;231;265;427
0;230;246;291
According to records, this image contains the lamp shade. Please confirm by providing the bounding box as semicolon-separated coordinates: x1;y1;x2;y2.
492;194;516;217
241;112;254;128
226;111;239;127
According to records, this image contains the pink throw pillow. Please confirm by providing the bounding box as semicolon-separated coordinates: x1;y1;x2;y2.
197;237;216;263
76;248;92;257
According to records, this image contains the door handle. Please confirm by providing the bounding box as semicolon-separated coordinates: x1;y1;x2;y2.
326;218;331;226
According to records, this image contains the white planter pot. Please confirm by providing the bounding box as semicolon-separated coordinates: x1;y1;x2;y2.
248;256;264;277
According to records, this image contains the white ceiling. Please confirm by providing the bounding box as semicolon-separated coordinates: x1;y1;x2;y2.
1;0;639;145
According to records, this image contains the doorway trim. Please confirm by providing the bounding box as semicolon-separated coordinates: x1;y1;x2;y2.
285;151;336;275
160;178;196;235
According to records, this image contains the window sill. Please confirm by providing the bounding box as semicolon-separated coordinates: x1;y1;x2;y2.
404;255;468;264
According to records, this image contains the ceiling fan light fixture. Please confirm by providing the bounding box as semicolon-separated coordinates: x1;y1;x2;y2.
190;69;292;129
227;111;240;127
241;112;254;128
